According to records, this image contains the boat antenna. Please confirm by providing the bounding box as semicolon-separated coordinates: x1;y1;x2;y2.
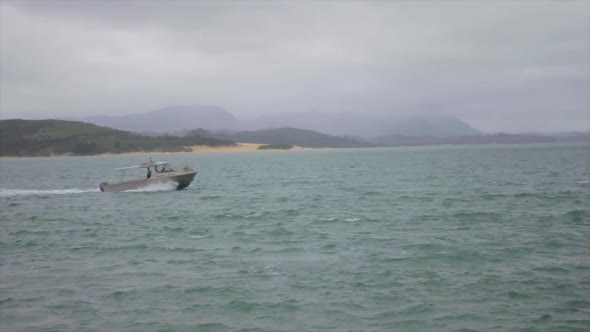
139;147;151;161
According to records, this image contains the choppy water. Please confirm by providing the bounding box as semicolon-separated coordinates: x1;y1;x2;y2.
1;144;589;332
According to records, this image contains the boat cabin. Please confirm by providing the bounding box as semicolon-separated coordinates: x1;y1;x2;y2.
114;160;176;181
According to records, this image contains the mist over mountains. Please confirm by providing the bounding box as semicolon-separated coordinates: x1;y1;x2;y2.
78;105;481;138
80;105;241;134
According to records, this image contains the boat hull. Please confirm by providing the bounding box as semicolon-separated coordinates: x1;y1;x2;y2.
100;170;197;192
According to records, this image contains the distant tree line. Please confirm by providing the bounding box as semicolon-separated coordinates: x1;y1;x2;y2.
257;144;294;150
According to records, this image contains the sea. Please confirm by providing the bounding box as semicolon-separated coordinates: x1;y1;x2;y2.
1;143;589;332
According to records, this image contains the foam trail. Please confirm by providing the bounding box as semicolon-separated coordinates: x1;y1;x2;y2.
0;188;99;197
123;181;179;192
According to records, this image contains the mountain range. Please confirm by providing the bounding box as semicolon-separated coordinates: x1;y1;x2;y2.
2;118;586;157
77;105;481;138
54;104;588;148
242;111;481;137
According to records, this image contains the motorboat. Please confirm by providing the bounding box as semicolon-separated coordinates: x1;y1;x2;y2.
99;159;197;192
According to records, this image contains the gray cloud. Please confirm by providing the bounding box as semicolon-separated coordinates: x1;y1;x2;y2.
1;0;588;132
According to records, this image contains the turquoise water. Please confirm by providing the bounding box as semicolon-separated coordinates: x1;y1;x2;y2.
1;144;589;332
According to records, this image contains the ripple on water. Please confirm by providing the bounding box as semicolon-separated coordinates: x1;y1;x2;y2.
266;227;294;236
564;209;589;224
193;322;231;332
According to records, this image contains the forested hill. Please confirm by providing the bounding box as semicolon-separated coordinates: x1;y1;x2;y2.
185;127;377;148
0;119;235;156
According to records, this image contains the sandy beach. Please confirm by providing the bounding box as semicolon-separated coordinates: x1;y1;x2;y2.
101;143;310;156
0;143;328;158
188;143;263;153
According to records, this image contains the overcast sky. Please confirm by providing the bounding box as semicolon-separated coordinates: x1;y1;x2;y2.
1;1;588;132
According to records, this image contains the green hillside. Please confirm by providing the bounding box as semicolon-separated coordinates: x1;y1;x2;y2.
186;127;377;148
0;119;235;156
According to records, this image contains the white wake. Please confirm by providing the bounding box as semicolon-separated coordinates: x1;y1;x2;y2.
123;181;179;192
0;188;99;197
1;181;180;197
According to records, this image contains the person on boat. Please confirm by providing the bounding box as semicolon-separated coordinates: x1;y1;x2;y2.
147;167;152;179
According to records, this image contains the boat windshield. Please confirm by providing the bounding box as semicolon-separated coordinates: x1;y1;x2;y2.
153;163;175;173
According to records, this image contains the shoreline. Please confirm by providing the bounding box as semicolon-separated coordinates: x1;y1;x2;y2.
0;143;331;158
98;143;268;156
2;141;585;158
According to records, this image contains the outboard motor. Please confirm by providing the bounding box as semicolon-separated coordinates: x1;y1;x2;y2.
99;182;108;192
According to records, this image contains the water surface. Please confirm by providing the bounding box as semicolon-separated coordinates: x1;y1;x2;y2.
1;144;589;331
